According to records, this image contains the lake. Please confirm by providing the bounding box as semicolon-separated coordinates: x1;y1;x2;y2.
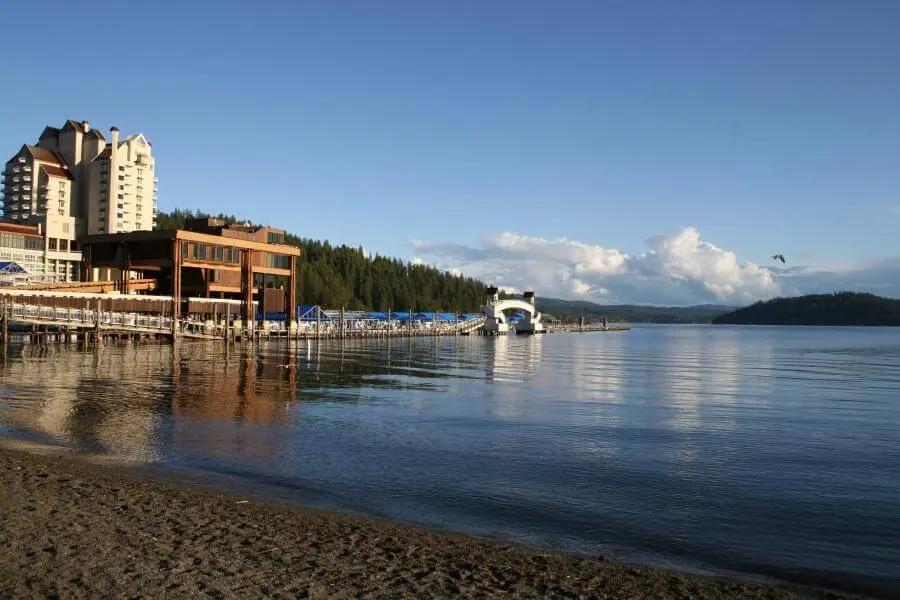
1;325;898;596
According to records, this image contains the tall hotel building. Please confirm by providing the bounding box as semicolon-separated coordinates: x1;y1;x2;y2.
0;119;157;282
1;119;158;236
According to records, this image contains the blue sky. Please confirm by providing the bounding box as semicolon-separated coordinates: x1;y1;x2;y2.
2;1;899;303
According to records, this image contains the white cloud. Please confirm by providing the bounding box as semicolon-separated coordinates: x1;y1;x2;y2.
413;227;788;305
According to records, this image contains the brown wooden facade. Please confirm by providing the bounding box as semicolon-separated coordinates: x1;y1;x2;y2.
80;224;300;325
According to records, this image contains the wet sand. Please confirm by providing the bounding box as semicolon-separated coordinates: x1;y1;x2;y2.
0;446;829;599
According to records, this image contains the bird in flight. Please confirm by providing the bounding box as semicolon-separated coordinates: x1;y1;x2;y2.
771;254;786;264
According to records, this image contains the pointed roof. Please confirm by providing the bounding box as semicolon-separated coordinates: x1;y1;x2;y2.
61;119;86;132
24;145;67;165
40;164;74;180
39;126;61;139
85;129;105;141
93;147;113;161
0;261;28;274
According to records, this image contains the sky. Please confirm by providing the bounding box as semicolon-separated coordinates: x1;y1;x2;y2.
2;1;899;304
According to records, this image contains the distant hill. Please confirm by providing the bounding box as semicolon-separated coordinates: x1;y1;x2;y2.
712;292;900;326
535;297;735;324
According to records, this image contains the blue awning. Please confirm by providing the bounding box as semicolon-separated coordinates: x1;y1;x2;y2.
0;261;27;274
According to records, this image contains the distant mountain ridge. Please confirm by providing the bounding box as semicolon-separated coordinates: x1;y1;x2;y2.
712;292;900;326
535;297;735;324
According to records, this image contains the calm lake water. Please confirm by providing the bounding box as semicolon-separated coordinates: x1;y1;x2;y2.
1;326;898;596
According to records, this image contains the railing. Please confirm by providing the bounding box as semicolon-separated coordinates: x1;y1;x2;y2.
7;302;174;332
2;298;489;340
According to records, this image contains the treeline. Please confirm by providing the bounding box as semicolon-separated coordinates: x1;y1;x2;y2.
156;209;487;311
535;297;734;324
712;292;900;326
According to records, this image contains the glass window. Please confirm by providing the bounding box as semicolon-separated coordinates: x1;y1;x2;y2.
48;238;57;251
59;239;68;252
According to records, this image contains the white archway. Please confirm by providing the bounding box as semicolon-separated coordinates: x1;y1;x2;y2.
481;296;544;334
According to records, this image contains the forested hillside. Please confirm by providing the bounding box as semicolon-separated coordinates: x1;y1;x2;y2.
156;209;486;311
712;292;900;326
535;298;734;324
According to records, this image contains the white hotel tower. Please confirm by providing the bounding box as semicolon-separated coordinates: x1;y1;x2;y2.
1;119;158;236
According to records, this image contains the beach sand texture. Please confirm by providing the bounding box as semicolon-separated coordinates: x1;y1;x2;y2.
1;447;819;599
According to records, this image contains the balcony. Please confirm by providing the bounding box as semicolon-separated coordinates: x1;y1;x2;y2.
23;165;31;172
23;175;31;182
17;157;26;163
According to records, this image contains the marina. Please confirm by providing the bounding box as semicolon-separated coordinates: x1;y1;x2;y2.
0;285;628;344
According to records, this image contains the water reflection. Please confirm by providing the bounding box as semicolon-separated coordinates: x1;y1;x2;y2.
1;327;899;597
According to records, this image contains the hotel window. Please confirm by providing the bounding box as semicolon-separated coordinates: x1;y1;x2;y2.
119;175;124;181
119;166;125;171
59;239;68;252
48;238;57;251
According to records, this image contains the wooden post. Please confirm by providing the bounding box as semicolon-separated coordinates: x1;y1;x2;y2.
316;306;321;338
122;243;132;295
224;303;230;341
171;239;182;337
286;255;296;332
339;306;345;338
408;307;412;337
241;249;254;337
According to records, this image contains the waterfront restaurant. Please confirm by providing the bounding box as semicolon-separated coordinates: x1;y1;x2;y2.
79;218;300;326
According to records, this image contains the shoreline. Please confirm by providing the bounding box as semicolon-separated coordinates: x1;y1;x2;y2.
0;442;843;599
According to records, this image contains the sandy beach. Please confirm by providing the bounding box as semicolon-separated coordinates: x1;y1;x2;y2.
0;446;831;599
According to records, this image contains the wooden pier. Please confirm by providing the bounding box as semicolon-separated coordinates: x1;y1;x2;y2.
0;291;487;344
0;289;625;346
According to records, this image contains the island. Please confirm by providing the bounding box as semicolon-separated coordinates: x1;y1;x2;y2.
712;292;900;326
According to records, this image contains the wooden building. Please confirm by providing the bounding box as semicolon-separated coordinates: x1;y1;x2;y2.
79;218;300;325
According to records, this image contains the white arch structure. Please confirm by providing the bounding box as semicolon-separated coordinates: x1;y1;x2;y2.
481;296;544;334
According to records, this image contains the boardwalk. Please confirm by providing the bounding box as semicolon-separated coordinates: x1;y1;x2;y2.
0;291;487;342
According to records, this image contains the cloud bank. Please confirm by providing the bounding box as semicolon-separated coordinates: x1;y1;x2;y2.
412;227;900;305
